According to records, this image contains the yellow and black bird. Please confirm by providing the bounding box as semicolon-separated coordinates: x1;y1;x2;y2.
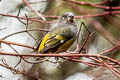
36;12;78;53
31;12;78;72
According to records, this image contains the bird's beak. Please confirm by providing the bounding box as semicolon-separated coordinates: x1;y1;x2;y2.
68;16;74;23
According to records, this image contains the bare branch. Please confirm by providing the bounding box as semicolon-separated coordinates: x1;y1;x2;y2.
0;38;34;49
23;0;46;21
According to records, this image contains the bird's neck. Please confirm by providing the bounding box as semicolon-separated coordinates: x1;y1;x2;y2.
58;21;76;26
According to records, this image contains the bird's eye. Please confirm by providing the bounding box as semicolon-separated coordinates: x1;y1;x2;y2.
69;16;74;19
63;15;67;18
61;15;67;20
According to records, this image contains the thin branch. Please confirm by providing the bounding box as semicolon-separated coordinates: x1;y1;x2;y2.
25;14;37;41
0;13;44;23
21;57;50;64
29;0;47;4
0;39;34;49
94;0;108;5
23;0;46;21
61;57;102;67
0;51;120;67
63;0;120;10
0;11;120;23
76;20;83;51
0;27;7;31
99;45;120;55
98;58;120;77
17;8;26;25
78;22;93;53
2;29;49;40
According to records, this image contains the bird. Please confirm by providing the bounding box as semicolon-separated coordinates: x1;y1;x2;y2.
31;12;78;72
36;12;78;53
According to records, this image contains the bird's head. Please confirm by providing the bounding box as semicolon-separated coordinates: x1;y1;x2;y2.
59;12;75;24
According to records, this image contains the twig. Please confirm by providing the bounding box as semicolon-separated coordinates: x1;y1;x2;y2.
94;0;108;5
2;29;49;40
23;0;46;21
29;0;47;4
64;0;120;10
78;22;93;53
98;58;120;77
0;38;34;49
0;13;44;23
0;11;120;23
76;20;83;51
17;8;26;25
0;27;7;31
99;45;120;55
8;45;22;68
61;57;101;67
25;14;37;41
21;57;50;64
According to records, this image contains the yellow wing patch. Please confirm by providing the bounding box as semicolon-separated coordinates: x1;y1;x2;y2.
38;33;50;52
58;39;73;52
38;33;67;53
55;35;64;40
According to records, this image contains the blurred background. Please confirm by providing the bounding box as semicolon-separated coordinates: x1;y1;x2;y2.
0;0;120;80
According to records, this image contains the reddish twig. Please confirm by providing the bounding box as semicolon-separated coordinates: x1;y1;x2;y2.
78;22;92;53
0;42;120;77
0;11;119;23
99;43;120;55
64;0;120;10
0;52;118;63
0;38;34;49
62;57;102;67
0;51;120;68
0;13;44;23
98;58;120;77
94;0;108;5
23;0;46;21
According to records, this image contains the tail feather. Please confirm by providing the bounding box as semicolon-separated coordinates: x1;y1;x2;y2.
29;58;41;73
